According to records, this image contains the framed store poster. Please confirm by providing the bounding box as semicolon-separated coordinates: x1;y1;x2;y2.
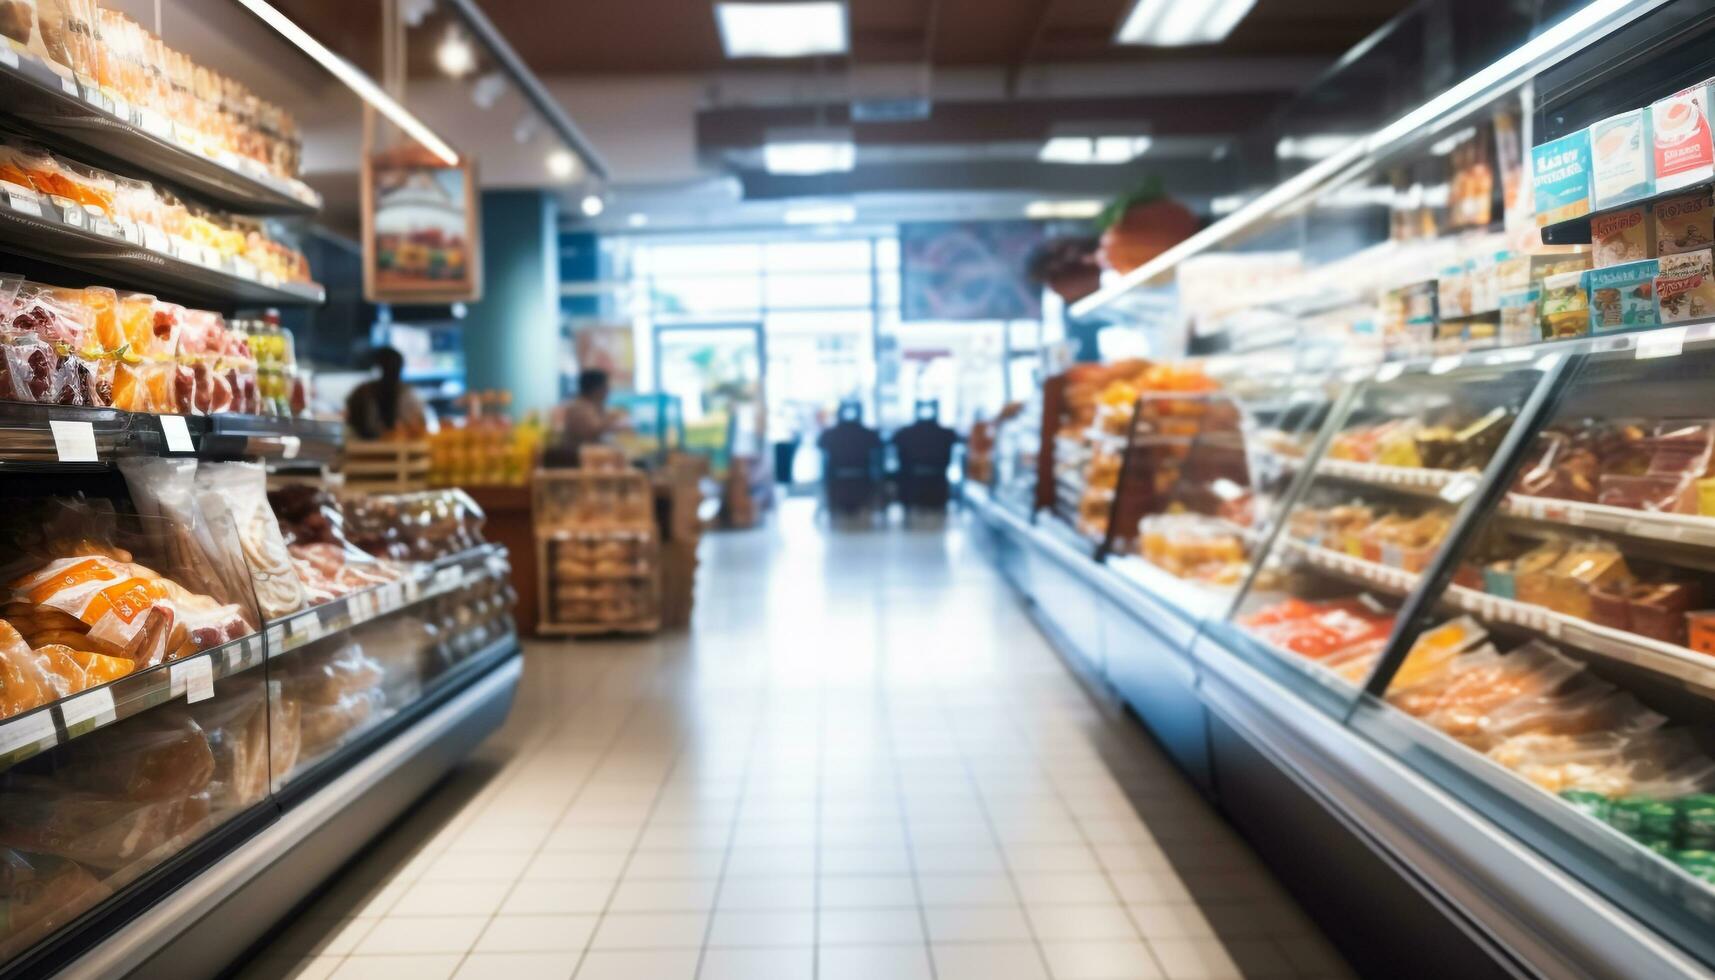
363;145;482;304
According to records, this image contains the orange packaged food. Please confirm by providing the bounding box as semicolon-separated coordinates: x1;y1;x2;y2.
0;620;51;720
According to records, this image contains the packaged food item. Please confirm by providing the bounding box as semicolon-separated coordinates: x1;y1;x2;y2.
1591;110;1654;209
0;779;201;870
1654;189;1715;256
0;848;109;963
1387;616;1488;691
1652;82;1715;193
1419;642;1586;741
1587;259;1659;334
0;0;34;47
118;457;259;617
1689;609;1715;655
59;710;216;801
187;686;270;807
1591;207;1654;267
1533;129;1593;226
195;461;306;620
1655;247;1715;323
1490;731;1636;796
0;620;52;719
1539;269;1590;339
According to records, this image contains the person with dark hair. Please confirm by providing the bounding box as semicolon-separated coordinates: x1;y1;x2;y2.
546;368;628;466
345;346;430;439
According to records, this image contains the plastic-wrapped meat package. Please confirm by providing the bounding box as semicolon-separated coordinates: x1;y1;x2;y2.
1488;731;1638;796
118;457;259;626
0;848;109;962
269;683;302;780
222;327;259;415
286;640;386;756
195;462;306;621
187;687;270;808
0;620;53;719
57;711;216;802
0;780;201;871
1419;642;1586;740
176;310;237;415
1472;686;1666;752
110;294;180;414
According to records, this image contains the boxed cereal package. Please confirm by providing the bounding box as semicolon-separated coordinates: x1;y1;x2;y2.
1655;189;1714;255
1652;82;1715;193
1532;130;1592;226
1591;205;1653;266
1656;248;1715;323
1591;109;1653;208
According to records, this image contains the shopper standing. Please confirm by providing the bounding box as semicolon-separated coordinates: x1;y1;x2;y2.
345;346;431;439
546;369;626;467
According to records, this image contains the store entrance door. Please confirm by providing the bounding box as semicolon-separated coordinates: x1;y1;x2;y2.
654;323;765;475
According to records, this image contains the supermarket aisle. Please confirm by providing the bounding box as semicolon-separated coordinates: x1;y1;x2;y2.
239;502;1353;980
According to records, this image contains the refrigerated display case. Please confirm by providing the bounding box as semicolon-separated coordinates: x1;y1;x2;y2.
967;2;1715;976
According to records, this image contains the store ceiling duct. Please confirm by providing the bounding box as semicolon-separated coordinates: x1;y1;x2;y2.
715;1;848;58
1115;0;1259;47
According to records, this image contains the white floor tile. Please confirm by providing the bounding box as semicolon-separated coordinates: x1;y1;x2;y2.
818;944;934;980
353;917;487;956
924;905;1034;942
696;946;813;980
330;955;463;980
473;914;598;954
452;952;582;980
817;908;926;945
932;942;1050;980
818;875;919;908
1027;904;1141;941
706;909;815;946
589;911;708;949
572;949;700;980
1041;939;1163;979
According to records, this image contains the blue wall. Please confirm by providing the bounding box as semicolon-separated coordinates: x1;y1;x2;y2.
463;190;561;415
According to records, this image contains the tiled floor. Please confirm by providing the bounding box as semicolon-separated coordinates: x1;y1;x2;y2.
237;502;1355;980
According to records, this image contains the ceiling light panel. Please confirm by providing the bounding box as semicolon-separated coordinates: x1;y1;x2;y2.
764;139;856;175
1116;0;1258;47
716;2;848;58
1038;136;1151;165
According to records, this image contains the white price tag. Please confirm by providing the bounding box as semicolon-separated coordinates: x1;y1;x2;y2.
58;74;77;97
114;217;138;244
1374;362;1405;382
4;183;41;218
287;614;322;643
141;224;169;253
49;419;97;462
231;257;258;281
226;643;248;670
0;710;54;756
0;45;17;69
170;657;214;703
1439;474;1480;504
264;623;284;656
279;435;301;459
159;415;194;452
1637;326;1687;360
109;97;131;123
59;687;115;733
49;196;83;227
138;110;173;140
1429;355;1463;375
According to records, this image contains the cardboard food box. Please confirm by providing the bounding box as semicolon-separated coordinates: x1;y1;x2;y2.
1655;247;1715;323
1539;269;1591;338
1654;189;1714;255
1591;109;1654;208
1532;129;1593;226
1591;205;1654;267
1541;547;1633;620
1652;82;1715;193
1588;259;1659;334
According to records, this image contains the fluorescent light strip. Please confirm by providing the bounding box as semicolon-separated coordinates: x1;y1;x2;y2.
232;0;460;165
1117;0;1257;46
1072;0;1668;319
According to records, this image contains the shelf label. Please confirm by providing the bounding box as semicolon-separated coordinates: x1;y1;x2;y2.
1439;474;1480;504
138;109;173;140
47;195;83;228
0;710;54;757
264;623;284;656
4;182;41;218
231;257;258;281
49;419;97;462
287;614;322;643
159;415;194;453
0;45;16;70
170;657;215;703
1429;355;1463;375
59;687;116;734
1637;327;1687;360
113;217;139;244
58;74;77;97
108;97;132;123
140;224;169;253
279;435;301;459
1374;363;1405;383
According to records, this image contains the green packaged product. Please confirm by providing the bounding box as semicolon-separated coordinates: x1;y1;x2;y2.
1679;795;1715;849
1610;796;1680;844
1562;789;1612;821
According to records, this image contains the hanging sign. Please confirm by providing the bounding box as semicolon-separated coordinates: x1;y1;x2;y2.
362;143;482;304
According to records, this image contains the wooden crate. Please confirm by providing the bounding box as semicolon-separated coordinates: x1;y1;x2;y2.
343;439;431;493
533;470;662;637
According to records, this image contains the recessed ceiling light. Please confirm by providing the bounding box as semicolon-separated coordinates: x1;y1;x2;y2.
628;213;649;228
1038;136;1151;165
1025;200;1105;219
580;194;606;217
784;203;855;224
716;2;847;58
1209;194;1246;215
764;139;856;175
436;26;476;78
1116;0;1257;47
546;150;577;180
